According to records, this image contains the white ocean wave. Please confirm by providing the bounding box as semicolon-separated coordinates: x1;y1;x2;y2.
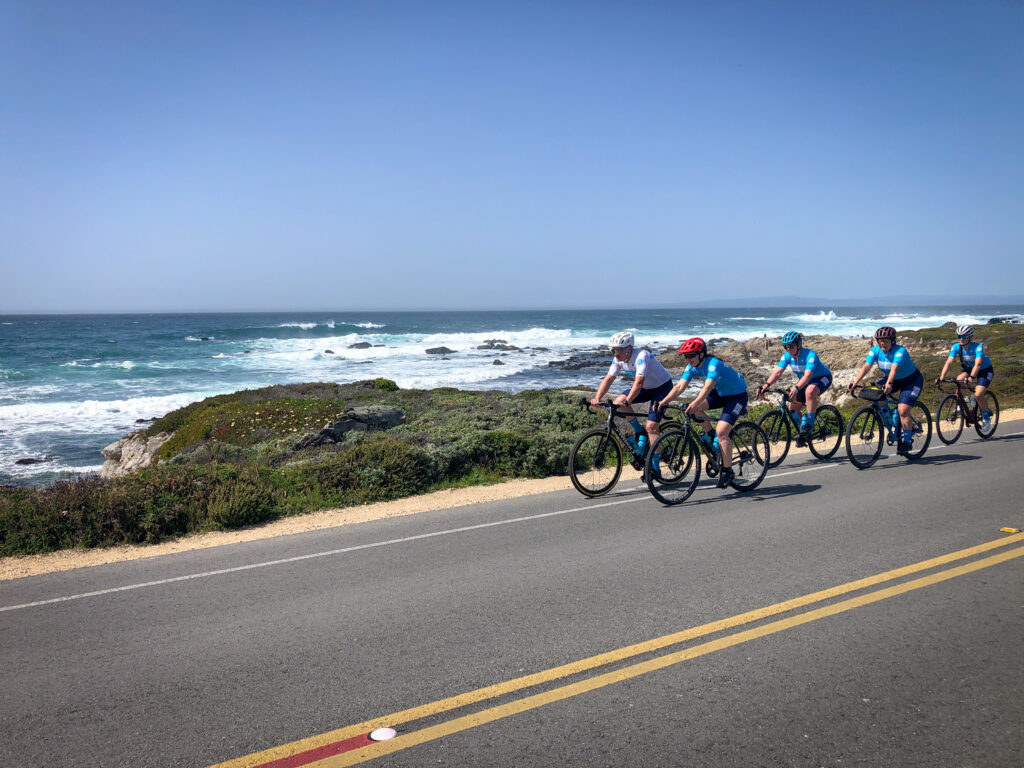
784;310;841;323
353;322;386;329
63;360;137;369
276;322;318;330
0;392;216;436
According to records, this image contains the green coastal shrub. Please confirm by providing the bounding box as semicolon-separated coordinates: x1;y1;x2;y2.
205;467;281;529
310;436;441;503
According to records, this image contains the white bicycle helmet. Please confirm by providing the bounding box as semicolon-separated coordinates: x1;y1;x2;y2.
956;325;974;338
609;331;634;349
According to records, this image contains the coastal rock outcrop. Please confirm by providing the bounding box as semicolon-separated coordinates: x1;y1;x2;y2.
426;346;456;355
477;339;522;352
100;431;173;479
294;405;406;449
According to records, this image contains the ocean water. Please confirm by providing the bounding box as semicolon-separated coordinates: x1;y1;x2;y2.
1;306;1020;486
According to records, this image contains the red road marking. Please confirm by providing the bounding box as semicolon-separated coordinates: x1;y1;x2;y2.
250;733;374;768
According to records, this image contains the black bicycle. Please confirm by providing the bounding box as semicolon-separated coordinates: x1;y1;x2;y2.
934;378;1000;444
643;403;770;505
756;388;844;468
844;386;932;469
568;399;682;497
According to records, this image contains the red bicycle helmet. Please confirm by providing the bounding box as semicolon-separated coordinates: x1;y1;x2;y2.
678;337;707;355
874;326;897;340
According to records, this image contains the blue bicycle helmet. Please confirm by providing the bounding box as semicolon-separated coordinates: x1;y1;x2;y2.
781;331;802;345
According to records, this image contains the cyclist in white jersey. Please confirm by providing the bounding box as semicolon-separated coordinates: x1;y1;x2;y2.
591;331;674;472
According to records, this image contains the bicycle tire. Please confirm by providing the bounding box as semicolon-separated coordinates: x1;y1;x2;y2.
646;420;684;485
900;400;932;461
845;406;883;469
807;404;844;460
645;429;701;505
569;428;622;497
727;420;770;492
757;410;791;468
935;394;963;445
973;392;999;439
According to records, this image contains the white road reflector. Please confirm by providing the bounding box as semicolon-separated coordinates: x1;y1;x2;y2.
369;728;398;741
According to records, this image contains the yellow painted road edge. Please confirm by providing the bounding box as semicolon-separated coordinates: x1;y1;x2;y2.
211;533;1024;768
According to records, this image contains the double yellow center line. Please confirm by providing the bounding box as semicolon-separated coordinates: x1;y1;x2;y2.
212;532;1024;768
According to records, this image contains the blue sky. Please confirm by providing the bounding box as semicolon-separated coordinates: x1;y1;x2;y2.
2;1;1022;312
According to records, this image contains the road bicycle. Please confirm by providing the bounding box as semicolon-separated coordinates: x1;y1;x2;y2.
934;378;1000;444
844;387;932;469
756;388;844;468
568;399;682;497
643;403;770;505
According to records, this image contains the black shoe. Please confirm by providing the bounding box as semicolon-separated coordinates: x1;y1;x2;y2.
896;442;911;456
716;467;735;488
794;435;806;448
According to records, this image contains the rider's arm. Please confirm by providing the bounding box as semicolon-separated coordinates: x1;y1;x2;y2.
623;374;645;404
688;379;715;411
657;379;686;409
970;344;982;379
937;354;952;383
884;348;906;391
848;362;872;391
591;373;616;405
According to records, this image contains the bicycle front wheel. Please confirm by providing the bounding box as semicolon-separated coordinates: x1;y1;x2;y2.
569;429;622;497
645;429;701;505
846;406;883;469
935;394;963;445
901;400;932;460
727;420;770;492
757;410;791;468
807;404;844;460
974;392;999;439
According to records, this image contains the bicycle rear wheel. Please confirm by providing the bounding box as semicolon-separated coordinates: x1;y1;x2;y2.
757;410;791;468
935;394;963;445
569;429;622;497
846;406;883;469
727;420;769;492
645;429;701;505
974;392;999;439
900;400;932;460
807;404;844;460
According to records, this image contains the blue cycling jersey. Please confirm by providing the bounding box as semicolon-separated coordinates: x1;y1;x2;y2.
777;348;831;379
681;356;747;396
865;344;917;379
948;341;992;371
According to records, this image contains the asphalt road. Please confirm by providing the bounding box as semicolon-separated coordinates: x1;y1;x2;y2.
2;425;1023;768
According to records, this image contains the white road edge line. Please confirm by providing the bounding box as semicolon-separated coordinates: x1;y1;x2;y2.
4;429;1019;613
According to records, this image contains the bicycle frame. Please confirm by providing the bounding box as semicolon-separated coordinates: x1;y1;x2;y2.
765;389;804;429
580;399;656;469
936;379;977;426
659;404;724;472
864;395;905;445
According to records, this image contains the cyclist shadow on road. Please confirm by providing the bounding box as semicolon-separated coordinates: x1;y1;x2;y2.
851;453;982;470
655;482;823;508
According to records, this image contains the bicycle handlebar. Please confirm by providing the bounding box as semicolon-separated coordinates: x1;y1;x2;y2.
849;385;899;404
578;398;633;418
